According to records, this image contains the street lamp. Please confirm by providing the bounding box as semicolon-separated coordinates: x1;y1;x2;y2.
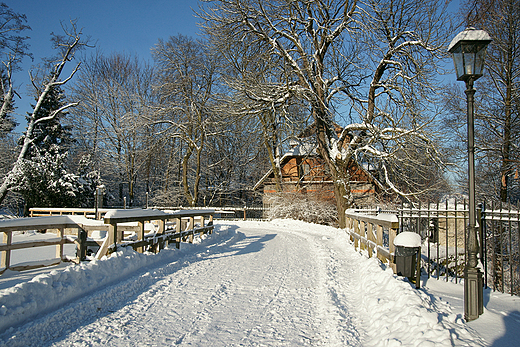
448;27;492;322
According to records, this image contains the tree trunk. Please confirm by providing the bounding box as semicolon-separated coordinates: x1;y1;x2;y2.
499;48;513;203
314;113;353;228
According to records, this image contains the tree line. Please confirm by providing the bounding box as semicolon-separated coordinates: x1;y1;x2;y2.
0;0;518;226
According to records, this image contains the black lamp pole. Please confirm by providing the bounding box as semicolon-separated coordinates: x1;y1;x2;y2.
448;27;491;322
463;77;483;321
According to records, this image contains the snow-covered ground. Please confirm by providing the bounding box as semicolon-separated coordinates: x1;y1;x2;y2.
0;220;518;346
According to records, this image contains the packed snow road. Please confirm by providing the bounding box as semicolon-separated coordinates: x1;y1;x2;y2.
0;220;483;346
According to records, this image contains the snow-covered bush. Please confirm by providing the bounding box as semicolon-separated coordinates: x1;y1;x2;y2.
266;193;338;226
9;147;100;211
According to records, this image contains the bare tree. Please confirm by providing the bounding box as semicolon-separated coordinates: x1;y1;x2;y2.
466;0;520;202
70;52;157;206
218;34;310;193
152;35;221;207
0;20;87;205
201;0;452;226
0;2;31;136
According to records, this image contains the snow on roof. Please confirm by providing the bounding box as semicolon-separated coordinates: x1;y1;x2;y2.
253;141;319;190
448;27;492;51
284;141;318;157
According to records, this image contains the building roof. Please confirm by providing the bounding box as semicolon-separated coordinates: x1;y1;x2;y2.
253;141;319;191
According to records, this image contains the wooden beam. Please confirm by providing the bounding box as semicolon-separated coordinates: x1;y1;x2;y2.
56;228;64;260
137;221;145;253
1;231;12;270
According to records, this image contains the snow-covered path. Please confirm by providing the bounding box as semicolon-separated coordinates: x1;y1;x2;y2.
1;220;486;346
46;222;362;346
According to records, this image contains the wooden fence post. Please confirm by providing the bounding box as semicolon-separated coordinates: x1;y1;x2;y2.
389;226;397;273
353;219;360;249
56;228;64;260
360;221;366;251
367;223;375;257
175;217;181;249
137;221;145;253
376;225;384;262
108;223;117;254
77;228;87;261
189;217;194;243
200;216;205;237
158;219;165;251
1;231;12;270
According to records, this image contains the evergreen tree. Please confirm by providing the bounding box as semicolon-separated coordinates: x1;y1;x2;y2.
11;85;98;211
22;85;74;157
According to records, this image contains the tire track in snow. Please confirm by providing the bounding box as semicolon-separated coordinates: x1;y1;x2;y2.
280;223;363;346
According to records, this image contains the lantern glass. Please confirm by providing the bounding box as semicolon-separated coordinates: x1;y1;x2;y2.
474;44;488;75
464;50;476;76
452;49;465;79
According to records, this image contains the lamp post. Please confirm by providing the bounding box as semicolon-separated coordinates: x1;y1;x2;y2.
448;27;491;322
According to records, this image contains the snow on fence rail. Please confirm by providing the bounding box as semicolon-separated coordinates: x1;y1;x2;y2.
29;207;114;220
29;205;267;221
0;209;214;274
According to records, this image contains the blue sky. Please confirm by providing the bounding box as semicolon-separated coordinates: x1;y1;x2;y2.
6;0;464;132
6;0;203;130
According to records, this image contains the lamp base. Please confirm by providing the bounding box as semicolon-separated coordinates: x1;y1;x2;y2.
464;266;484;321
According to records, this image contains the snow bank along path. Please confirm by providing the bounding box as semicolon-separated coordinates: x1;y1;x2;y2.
0;220;484;346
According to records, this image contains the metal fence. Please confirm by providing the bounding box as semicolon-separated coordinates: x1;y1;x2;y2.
358;200;520;296
481;201;520;296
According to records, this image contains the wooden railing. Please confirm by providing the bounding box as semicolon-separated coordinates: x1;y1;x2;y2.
345;209;399;272
96;209;214;259
1;209;214;274
0;215;95;273
29;207;113;219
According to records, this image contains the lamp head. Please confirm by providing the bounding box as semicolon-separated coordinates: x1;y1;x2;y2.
448;27;492;82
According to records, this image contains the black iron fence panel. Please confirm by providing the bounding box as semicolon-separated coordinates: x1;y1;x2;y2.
355;200;520;296
482;201;520;296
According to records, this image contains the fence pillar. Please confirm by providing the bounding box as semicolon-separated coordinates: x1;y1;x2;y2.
189;217;194;243
1;231;12;270
360;221;366;251
353;220;359;249
376;225;385;262
389;227;397;273
56;228;64;260
157;219;165;252
175;218;181;249
137;221;145;253
200;216;205;237
367;223;375;257
108;223;117;254
77;228;87;261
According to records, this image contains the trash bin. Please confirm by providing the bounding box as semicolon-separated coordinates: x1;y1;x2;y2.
393;232;422;288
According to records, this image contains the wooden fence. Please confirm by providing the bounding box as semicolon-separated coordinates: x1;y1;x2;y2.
0;215;95;273
345;209;399;271
1;209;214;274
97;209;214;258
